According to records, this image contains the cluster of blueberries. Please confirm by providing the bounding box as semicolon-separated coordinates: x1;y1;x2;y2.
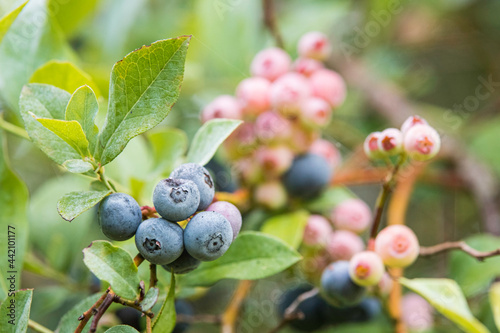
98;163;242;274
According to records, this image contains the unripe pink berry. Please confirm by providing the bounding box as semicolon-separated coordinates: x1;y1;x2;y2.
297;31;331;60
299;97;332;128
255;146;294;176
331;198;372;234
309;139;342;169
254;111;291;142
377;128;403;156
270;73;311;117
363;131;384;160
206;201;242;240
326;230;364;261
293;57;324;76
402;293;434;331
254;181;287;210
374;225;419;268
236;77;271;115
289;122;318;153
348;251;385;287
250;47;291;81
401;115;428;134
403;124;440;161
201;95;243;123
303;215;333;246
309;69;346;108
234;158;261;185
377;272;394;296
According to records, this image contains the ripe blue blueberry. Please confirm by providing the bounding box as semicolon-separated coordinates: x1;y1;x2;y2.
162;250;200;275
98;193;142;241
184;211;233;261
153;178;200;222
170;163;215;210
282;153;331;199
135;218;184;265
320;260;366;307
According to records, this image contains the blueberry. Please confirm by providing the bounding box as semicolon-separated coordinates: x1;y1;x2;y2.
277;285;327;332
170;163;215;210
282;153;331;199
320;261;366;307
184;211;233;261
135;218;184;265
153;178;200;222
206;201;242;240
98;193;142;241
162;250;200;274
321;297;381;325
173;300;194;333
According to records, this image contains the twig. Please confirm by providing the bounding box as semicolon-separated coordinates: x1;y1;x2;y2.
134;253;145;267
141;205;158;220
0;112;30;140
268;288;319;333
221;280;254;333
112;294;154;318
28;319;53;333
89;292;114;332
419;241;500;261
177;314;222;324
262;0;284;48
146;264;158;333
74;288;110;333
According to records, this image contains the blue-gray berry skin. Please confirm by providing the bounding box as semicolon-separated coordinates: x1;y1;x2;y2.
153;178;200;222
98;193;142;241
135;218;184;265
170;163;215;210
320;261;365;307
282;153;331;199
278;285;326;331
184;211;233;261
162;250;200;274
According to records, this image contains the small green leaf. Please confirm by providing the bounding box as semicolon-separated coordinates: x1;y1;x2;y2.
153;272;176;332
56;293;102;332
181;231;302;287
261;210;309;249
489;282;500;332
62;159;94;173
304;186;354;215
97;36;191;165
0;0;27;44
0;289;32;330
148;128;187;175
30;61;101;97
399;277;489;333
186;119;242;166
57;190;111;222
35;117;90;157
105;326;141;333
83;241;140;300
141;287;159;312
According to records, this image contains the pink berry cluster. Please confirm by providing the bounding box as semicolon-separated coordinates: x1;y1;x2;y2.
201;32;345;208
364;115;441;161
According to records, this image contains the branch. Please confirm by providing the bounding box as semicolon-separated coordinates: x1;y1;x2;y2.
89;292;114;332
112;294;154;318
28;319;53;333
134;253;145;267
221;280;253;333
262;0;284;48
146;264;158;333
268;288;319;333
74;288;110;333
420;241;500;261
0;112;30;140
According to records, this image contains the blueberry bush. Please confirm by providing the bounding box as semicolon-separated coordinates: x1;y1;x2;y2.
2;1;500;333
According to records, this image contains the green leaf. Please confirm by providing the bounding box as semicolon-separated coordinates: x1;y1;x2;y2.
35;117;90;158
399;277;489;333
0;0;27;44
489;282;500;332
0;0;74;117
62;159;94;174
181;231;302;287
304;186;354;215
148;128;187;175
261;210;309;249
105;326;141;333
57;190;111;222
141;287;159;312
186;119;242;166
153;272;176;332
48;0;100;36
65;85;100;155
20;84;81;165
0;129;29;297
97;36;191;165
83;241;140;300
30;61;101;97
0;289;32;330
448;234;500;297
56;293;102;332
